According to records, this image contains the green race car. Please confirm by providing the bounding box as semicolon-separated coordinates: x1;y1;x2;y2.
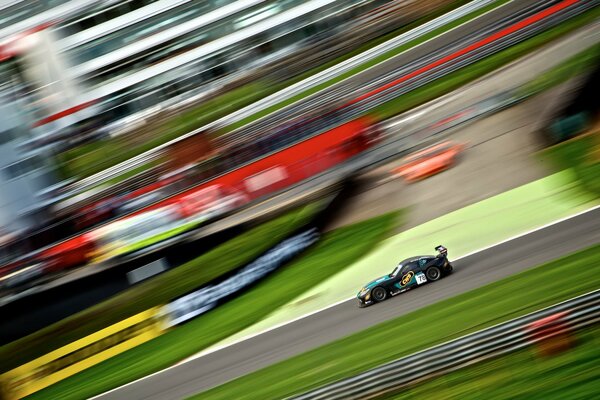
357;245;453;307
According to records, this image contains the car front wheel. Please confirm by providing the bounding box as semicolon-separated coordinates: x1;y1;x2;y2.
426;266;441;281
372;287;387;302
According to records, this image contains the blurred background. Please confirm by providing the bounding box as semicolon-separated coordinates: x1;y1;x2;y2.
0;0;599;399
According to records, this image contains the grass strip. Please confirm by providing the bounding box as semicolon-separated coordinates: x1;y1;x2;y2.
0;202;319;372
190;242;600;400
57;0;509;179
25;210;401;400
384;326;600;400
369;6;600;121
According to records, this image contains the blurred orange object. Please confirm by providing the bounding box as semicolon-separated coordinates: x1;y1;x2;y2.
525;312;575;357
392;140;465;182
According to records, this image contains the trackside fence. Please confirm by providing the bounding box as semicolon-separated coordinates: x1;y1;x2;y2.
289;289;600;400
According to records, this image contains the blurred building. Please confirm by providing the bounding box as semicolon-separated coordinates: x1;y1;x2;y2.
0;91;58;233
1;0;389;148
0;0;364;232
0;0;444;236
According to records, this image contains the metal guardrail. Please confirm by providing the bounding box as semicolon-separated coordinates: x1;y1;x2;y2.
290;289;600;400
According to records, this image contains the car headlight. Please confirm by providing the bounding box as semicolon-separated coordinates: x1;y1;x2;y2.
359;287;369;296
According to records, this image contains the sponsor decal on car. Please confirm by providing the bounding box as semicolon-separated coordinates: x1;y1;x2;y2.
401;271;414;286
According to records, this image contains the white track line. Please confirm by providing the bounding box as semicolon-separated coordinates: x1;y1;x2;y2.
92;203;600;399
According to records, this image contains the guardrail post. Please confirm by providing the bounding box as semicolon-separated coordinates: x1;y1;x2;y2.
524;311;574;357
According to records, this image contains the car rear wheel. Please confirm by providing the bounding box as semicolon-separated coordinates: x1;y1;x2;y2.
372;287;387;302
426;266;441;281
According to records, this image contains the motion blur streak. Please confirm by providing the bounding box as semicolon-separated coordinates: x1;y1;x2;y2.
346;0;579;106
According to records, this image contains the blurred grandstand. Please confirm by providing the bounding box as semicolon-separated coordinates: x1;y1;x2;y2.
0;0;454;221
1;0;453;292
0;0;596;294
0;0;595;301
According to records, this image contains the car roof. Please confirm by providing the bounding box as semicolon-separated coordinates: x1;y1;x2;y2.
399;255;433;264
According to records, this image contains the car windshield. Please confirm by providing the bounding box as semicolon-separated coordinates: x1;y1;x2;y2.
390;263;403;277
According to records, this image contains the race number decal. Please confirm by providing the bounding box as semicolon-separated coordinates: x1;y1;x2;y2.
415;272;427;285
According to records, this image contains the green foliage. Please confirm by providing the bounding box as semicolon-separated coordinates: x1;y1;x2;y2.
541;134;600;197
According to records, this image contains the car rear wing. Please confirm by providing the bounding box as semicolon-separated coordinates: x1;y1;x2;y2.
435;245;448;257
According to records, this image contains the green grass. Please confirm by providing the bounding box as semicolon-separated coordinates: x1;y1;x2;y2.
0;202;319;373
541;133;600;197
369;6;600;121
56;0;509;179
190;242;600;400
384;327;600;400
25;210;401;400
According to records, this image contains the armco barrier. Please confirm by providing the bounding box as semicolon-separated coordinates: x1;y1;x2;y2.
0;307;167;400
290;289;600;400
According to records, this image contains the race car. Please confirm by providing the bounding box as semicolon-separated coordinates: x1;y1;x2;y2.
357;245;452;307
392;141;464;182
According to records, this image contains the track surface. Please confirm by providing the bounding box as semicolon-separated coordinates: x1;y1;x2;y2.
99;207;600;400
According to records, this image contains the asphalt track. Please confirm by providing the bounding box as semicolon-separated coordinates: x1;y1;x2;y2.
98;206;600;400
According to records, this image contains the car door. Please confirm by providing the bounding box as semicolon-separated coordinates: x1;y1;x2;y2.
415;257;432;286
393;261;419;290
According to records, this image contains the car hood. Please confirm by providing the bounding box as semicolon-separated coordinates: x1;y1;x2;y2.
363;275;393;290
